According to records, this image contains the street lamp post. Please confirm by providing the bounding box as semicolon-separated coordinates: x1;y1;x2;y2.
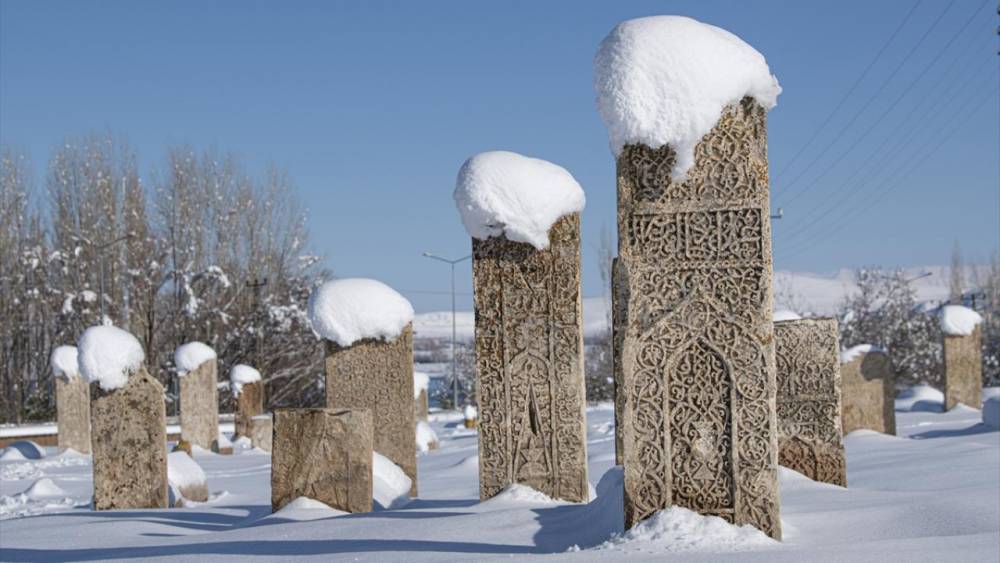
422;252;471;411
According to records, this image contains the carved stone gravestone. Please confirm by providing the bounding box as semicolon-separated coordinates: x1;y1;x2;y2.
91;366;169;510
612;256;625;466
943;326;982;411
271;408;373;514
840;348;895;435
250;414;273;452
235;381;264;439
56;375;91;454
325;325;417;496
180;359;218;451
616;99;781;538
774;318;847;487
471;213;589;503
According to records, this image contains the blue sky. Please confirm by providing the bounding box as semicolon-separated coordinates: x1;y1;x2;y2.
2;0;997;312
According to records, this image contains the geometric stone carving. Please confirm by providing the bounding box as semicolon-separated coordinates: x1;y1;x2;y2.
943;326;982;411
840;349;895;435
250;414;273;452
271;408;373;514
234;380;264;440
616;99;781;538
774;318;847;487
471;213;589;503
325;325;417;496
90;366;168;510
56;376;91;454
179;359;218;451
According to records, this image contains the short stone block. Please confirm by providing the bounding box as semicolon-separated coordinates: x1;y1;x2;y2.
250;414;273;452
179;359;219;451
943;327;982;411
841;350;895;435
56;375;91;454
235;380;264;439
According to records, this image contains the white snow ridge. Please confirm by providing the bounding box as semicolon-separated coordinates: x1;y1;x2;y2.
308;278;414;347
76;325;145;391
49;345;79;380
594;15;781;180
939;305;983;336
174;341;217;376
454;151;585;251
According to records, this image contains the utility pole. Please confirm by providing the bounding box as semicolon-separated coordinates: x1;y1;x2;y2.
422;252;471;410
246;278;268;367
94;235;131;323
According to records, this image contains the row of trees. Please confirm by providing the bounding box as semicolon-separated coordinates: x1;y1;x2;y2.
1;137;328;423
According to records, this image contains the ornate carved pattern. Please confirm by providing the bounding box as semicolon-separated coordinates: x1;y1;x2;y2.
617;99;781;539
943;327;982;411
840;350;895;435
774;319;847;487
325;326;417;496
180;359;219;451
472;214;589;503
56;375;91;454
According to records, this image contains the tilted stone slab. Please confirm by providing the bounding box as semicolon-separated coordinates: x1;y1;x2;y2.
471;214;589;503
91;366;168;510
841;351;895;435
250;414;273;452
774;318;847;487
616;99;781;538
271;408;373;514
180;359;219;451
943;327;982;411
56;376;91;454
235;380;264;439
326;325;417;496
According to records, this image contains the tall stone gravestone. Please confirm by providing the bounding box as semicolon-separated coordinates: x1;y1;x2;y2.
179;358;219;451
941;308;983;411
91;365;169;510
614;99;782;537
471;213;589;503
271;408;373;514
51;346;91;454
774;318;847;487
414;371;430;422
840;346;895;435
232;364;264;441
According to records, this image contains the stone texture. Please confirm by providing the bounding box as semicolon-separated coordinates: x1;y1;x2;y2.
943;326;982;411
250;414;273;452
415;389;429;422
91;366;168;510
774;318;847;487
179;359;219;451
235;380;264;439
271;408;373;514
56;375;91;454
611;256;624;466
325;325;417;496
616;99;781;538
471;213;589;503
841;350;895;435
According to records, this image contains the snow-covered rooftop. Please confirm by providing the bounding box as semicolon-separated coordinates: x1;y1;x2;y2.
939;305;983;337
454;151;585;251
50;346;79;380
229;364;262;396
594;15;781;179
77;326;145;391
308;278;414;347
174;342;217;376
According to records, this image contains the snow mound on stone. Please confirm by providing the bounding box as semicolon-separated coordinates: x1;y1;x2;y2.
77;325;145;391
939;305;983;336
168;451;209;504
24;478;67;499
308;278;414;347
174;342;217;375
896;384;944;413
480;484;561;507
415;421;439;453
595;505;776;553
454;151;585;250
773;310;802;322
272;497;348;521
3;440;45;461
594;15;781;179
413;371;430;399
463;405;478;420
983;397;1000;429
229;364;261;397
373;452;411;510
840;343;883;364
50;346;79;380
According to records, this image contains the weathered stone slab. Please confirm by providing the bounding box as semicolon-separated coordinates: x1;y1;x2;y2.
91;366;168;510
250;414;273;452
179;359;218;451
414;389;429;422
271;408;373;514
325;325;417;496
617;100;781;538
56;376;91;454
235;380;264;439
840;350;895;435
943;326;982;411
471;213;589;503
774;318;847;487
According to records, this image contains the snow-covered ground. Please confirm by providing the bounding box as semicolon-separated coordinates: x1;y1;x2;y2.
1;392;997;561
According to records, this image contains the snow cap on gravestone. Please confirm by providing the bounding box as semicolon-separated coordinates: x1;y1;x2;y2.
50;345;80;381
453;151;585;251
308;278;414;347
77;325;145;391
939;305;983;337
594;15;781;180
174;341;218;376
230;364;262;397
